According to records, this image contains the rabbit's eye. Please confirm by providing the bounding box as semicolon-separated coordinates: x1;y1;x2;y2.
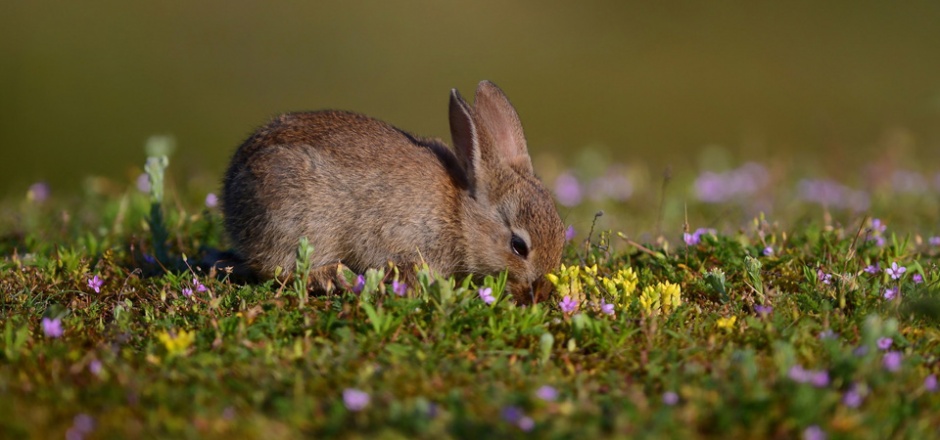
510;234;529;259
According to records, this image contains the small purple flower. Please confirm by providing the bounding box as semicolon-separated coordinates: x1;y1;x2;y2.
763;246;774;256
912;273;923;284
804;425;826;440
479;287;495;305
925;375;938;392
599;298;615;316
863;264;880;274
66;413;95;440
754;305;773;316
28;182;50;203
565;225;576;242
343;388;370;411
42;317;63;338
181;287;193;298
876;337;892;350
535;385;558;402
193;279;208;293
392;280;407;297
930;236;940;246
842;385;863;408
816;269;832;285
662;391;679;406
554;171;582;207
883;287;898;301
501;405;524;423
886;262;906;280
89;359;103;376
517;416;535;432
683;232;700;246
88;275;103;293
788;365;809;383
882;351;902;372
205;193;218;208
853;345;869;357
559;296;578;313
818;329;837;340
871;218;887;234
352;275;366;294
810;371;830;388
136;173;151;193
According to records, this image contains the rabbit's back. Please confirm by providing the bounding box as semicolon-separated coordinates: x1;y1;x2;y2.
223;111;468;277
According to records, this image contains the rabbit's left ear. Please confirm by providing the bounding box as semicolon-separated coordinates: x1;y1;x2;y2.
449;88;482;198
473;81;533;173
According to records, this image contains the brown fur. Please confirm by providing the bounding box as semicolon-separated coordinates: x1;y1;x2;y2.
221;81;564;303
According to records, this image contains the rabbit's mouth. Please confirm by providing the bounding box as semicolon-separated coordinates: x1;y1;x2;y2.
510;276;554;305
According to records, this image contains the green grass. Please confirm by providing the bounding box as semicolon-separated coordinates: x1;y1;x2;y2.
2;169;939;439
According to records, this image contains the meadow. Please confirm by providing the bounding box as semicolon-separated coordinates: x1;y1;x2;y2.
2;148;939;439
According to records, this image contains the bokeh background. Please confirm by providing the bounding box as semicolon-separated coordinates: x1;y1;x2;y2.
4;2;940;233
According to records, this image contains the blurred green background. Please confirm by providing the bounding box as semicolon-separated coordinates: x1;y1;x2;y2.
3;1;940;197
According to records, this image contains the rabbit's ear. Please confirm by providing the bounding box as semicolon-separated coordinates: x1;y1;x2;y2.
450;88;481;197
473;81;533;173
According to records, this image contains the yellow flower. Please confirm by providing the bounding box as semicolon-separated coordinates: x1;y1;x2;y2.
157;329;195;357
639;281;682;316
716;316;737;331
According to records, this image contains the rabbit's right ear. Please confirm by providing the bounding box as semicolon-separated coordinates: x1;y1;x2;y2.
450;88;482;198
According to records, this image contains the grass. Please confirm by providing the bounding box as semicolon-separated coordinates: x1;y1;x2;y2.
2;158;939;439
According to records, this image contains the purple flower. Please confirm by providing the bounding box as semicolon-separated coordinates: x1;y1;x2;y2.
193;279;208;293
818;329;837;340
871;218;887;234
554;171;582;207
930;236;940;246
853;345;869;357
925;375;938;392
599;299;615;316
559;296;578;313
352;275;366;294
181;287;193;298
882;351;902;372
789;365;829;387
28;182;50;203
810;371;830;388
501;406;524;423
478;287;495;305
912;273;923;284
876;337;892;350
864;264;880;274
42;317;63;338
886;262;906;280
693;163;768;203
136;173;151;193
754;305;773;316
565;225;576;242
66;413;95;440
205;193;218;208
535;385;558;402
89;359;103;376
763;246;774;256
683;232;700;246
803;425;826;440
842;385;863;408
517;416;535;432
88;275;103;293
798;178;870;211
343;388;370;411
883;287;898;300
662;391;679;406
816;269;832;285
392;280;407;297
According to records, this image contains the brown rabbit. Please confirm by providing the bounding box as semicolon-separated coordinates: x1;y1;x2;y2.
221;81;564;303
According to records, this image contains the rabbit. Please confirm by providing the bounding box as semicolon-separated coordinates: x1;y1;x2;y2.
221;80;564;303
